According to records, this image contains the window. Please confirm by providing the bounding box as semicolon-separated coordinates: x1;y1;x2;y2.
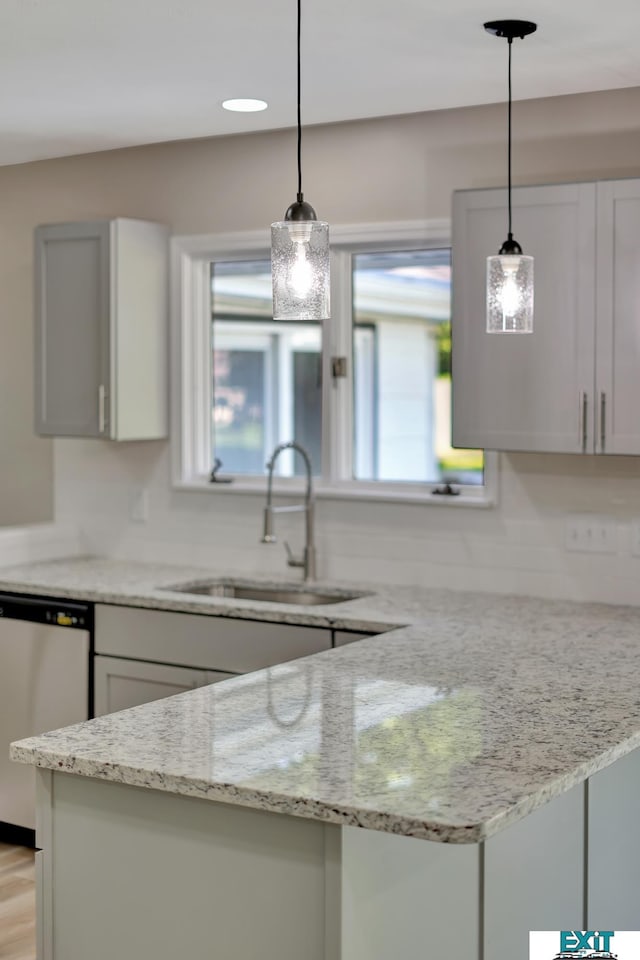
351;249;483;486
211;260;322;477
174;223;494;504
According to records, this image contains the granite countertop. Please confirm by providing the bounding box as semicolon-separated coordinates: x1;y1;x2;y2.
0;556;425;632
9;556;640;843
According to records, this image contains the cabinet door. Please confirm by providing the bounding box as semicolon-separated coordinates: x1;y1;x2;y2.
452;183;596;453
596;179;640;454
111;219;168;441
94;656;233;717
35;221;111;438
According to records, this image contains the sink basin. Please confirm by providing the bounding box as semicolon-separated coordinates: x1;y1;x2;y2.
162;579;368;607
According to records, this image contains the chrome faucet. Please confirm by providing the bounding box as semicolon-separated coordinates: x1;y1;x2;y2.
261;441;316;581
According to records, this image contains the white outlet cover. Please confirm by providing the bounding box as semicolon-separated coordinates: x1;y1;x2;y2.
565;514;617;554
631;519;640;557
130;489;149;524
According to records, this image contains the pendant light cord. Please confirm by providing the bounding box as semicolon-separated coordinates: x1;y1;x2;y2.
507;36;513;240
296;0;303;202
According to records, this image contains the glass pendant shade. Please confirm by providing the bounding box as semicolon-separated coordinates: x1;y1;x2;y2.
486;253;534;333
271;219;330;320
483;20;537;335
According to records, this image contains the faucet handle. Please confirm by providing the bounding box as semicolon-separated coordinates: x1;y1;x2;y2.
284;541;304;568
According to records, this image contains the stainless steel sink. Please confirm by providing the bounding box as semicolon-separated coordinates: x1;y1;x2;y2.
161;579;367;607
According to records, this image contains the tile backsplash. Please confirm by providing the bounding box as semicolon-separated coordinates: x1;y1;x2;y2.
51;438;640;606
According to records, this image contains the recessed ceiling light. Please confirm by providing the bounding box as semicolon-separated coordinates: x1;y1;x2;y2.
222;99;268;113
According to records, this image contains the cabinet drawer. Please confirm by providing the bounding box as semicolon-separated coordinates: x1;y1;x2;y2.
95;604;332;673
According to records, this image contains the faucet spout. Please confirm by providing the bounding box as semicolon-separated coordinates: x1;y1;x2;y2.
261;442;316;580
261;505;276;543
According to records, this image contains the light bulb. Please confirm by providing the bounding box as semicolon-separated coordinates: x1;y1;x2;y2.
289;242;313;298
486;254;534;333
499;259;522;319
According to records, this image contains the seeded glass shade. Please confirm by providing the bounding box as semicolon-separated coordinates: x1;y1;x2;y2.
271;220;330;320
486;254;534;333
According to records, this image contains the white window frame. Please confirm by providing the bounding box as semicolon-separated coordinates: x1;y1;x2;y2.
171;220;498;507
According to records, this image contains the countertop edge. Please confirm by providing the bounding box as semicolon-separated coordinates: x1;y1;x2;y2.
480;730;640;842
14;729;640;845
9;742;484;844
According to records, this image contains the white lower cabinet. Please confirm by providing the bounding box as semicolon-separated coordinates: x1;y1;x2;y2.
588;745;640;926
483;784;583;958
37;757;640;960
94;656;234;717
93;604;333;716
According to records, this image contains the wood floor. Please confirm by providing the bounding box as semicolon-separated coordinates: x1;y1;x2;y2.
0;844;35;960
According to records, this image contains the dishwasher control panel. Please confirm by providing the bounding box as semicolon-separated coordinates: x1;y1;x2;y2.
0;593;93;630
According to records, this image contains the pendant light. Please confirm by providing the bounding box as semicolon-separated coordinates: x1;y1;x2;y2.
485;19;537;334
271;0;330;321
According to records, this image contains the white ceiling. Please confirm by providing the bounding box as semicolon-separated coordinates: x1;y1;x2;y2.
1;0;640;165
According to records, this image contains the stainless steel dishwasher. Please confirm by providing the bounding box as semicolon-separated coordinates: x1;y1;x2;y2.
0;593;92;842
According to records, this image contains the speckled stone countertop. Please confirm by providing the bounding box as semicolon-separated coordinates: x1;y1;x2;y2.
9;556;640;842
0;556;423;632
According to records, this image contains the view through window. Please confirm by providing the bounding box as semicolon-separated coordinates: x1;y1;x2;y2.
353;249;483;485
211;260;322;477
210;249;483;487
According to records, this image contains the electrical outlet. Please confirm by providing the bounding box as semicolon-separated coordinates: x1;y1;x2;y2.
130;488;149;523
630;519;640;557
565;514;617;554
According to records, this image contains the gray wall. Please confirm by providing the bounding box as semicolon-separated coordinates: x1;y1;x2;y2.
5;85;640;542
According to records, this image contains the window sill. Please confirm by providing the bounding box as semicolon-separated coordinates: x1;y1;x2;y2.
174;477;496;508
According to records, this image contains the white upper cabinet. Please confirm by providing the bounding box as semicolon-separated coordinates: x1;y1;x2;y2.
452;183;597;454
595;180;640;455
35;218;169;441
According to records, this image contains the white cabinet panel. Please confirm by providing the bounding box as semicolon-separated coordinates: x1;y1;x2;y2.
94;655;231;717
484;784;584;960
341;826;479;960
588;747;640;927
35;849;46;960
453;183;597;454
95;603;332;673
596;180;640;454
35;218;168;440
49;774;327;960
35;222;110;438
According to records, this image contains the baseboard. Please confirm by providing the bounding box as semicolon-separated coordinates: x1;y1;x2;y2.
0;821;36;849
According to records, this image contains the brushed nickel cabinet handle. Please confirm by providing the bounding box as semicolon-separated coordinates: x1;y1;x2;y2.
98;384;106;435
600;391;606;453
581;392;588;453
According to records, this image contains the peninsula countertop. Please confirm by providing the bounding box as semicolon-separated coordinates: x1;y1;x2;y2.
9;556;640;843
